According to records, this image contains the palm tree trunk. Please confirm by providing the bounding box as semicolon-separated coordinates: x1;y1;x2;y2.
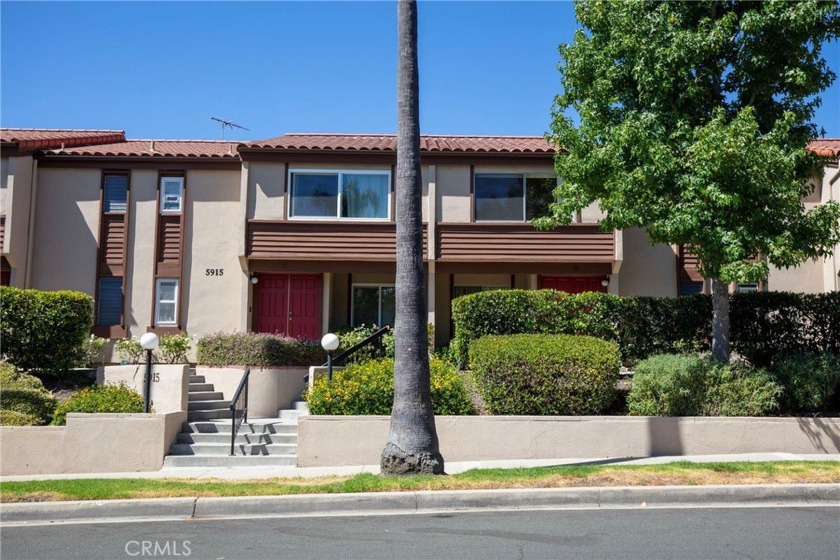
711;278;730;362
380;0;444;475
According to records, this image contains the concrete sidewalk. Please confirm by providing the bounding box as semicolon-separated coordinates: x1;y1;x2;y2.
2;453;838;482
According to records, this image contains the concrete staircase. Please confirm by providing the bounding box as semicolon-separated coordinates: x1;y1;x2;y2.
163;371;299;468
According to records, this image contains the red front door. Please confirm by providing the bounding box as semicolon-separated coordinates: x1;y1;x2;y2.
540;276;606;294
253;274;320;339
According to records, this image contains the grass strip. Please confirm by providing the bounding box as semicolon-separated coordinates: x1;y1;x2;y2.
1;461;838;503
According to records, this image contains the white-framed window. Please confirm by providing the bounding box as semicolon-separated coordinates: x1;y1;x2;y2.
473;173;557;222
736;283;760;293
154;278;179;326
160;177;184;214
351;284;395;327
288;169;391;220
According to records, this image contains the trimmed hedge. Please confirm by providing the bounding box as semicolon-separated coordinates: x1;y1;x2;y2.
196;332;326;367
452;290;840;368
770;353;840;414
0;287;93;374
627;354;782;416
469;334;620;415
52;383;145;426
307;358;476;415
0;362;58;425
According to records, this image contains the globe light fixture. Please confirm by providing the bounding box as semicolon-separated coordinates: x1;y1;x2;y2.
139;332;159;413
321;333;340;381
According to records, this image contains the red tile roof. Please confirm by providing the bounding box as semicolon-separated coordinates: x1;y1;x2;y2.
43;140;240;159
242;133;555;154
0;128;126;152
809;138;840;158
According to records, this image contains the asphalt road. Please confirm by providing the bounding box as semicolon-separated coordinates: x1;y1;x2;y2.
2;506;838;560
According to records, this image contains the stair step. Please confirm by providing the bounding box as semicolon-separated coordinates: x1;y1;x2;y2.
180;421;298;435
292;400;309;412
278;409;304;421
163;455;297;468
188;383;214;392
188;391;224;401
177;432;296;445
188;399;229;411
189;375;206;383
188;409;232;421
169;442;297;456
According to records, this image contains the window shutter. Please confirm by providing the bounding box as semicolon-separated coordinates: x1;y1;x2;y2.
104;175;128;213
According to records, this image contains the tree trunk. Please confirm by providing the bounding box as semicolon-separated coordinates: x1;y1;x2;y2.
380;0;444;476
711;278;730;362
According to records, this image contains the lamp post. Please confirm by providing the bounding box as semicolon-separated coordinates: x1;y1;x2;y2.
139;332;159;413
321;333;340;382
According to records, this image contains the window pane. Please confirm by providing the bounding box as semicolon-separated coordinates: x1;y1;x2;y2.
526;177;557;220
104;175;128;213
157;303;176;324
474;174;524;221
453;286;485;299
162;179;182;212
97;277;122;326
341;174;389;219
158;280;177;302
353;287;379;327
380;287;396;326
291;174;338;217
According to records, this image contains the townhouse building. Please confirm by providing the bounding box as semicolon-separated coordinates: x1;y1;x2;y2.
1;129;838;354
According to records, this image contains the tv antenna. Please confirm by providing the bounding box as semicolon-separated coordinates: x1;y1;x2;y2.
211;117;249;139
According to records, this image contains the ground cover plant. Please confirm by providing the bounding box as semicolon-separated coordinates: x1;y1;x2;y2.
307;358;475;416
51;383;145;426
469;334;620;415
627;354;782;416
1;461;837;502
0;362;57;426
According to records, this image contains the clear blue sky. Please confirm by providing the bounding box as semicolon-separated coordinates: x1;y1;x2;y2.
1;1;838;142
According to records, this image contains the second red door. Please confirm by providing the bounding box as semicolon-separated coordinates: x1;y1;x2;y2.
253;274;320;339
540;276;606;294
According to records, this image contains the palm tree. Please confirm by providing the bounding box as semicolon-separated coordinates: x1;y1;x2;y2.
380;0;444;475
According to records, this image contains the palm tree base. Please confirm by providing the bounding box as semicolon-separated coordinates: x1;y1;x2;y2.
380;442;445;475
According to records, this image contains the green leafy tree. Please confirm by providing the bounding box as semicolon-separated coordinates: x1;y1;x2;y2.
539;0;840;361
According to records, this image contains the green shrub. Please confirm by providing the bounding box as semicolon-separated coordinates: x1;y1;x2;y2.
0;287;93;374
52;383;145;426
0;409;41;426
115;337;144;364
628;354;782;416
0;362;57;425
469;334;621;415
81;335;108;367
451;289;839;368
196;332;326;367
158;332;191;364
336;325;395;363
307;358;476;415
770;353;840;414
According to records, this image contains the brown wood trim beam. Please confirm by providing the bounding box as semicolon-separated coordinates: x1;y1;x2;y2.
92;325;127;339
435;262;613;275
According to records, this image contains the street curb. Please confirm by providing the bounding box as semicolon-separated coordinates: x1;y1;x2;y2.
2;484;838;524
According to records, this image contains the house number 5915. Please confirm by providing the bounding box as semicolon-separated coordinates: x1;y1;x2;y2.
206;269;224;276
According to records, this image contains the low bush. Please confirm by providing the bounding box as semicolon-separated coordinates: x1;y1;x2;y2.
451;289;839;368
0;362;58;425
628;354;782;416
770;353;840;414
158;332;191;364
0;287;93;374
115;337;144;364
307;358;476;415
52;383;145;426
196;332;326;367
80;335;108;368
469;334;621;415
336;325;395;363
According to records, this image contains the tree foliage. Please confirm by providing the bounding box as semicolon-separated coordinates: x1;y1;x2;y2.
540;0;840;284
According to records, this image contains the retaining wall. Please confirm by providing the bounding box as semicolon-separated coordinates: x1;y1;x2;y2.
196;367;309;418
297;415;840;467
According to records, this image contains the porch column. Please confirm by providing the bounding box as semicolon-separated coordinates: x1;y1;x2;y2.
322;272;332;336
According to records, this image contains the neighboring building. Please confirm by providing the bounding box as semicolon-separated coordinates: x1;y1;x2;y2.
1;129;837;355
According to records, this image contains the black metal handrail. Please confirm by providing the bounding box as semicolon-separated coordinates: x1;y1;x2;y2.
229;367;250;456
323;325;390;368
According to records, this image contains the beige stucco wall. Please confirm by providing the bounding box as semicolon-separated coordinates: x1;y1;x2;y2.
196;367;309;417
0;411;186;475
0;156;36;287
30;168;100;294
437;165;471;223
298;415;840;467
768;259;825;293
97;364;189;415
248;162;285;221
618;228;677;297
183;170;244;342
125;169;157;335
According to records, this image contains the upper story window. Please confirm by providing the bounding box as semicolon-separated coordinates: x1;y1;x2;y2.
289;170;390;220
103;174;128;213
474;173;557;221
154;278;179;326
160;177;184;214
